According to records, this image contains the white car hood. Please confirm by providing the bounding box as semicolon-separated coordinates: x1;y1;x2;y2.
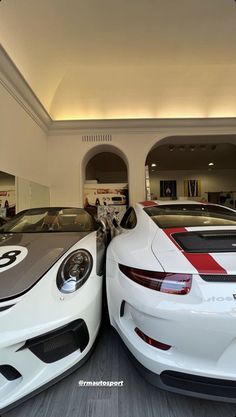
151;226;236;275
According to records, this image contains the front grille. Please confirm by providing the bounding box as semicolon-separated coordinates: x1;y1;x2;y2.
161;371;236;398
18;319;89;363
200;275;236;282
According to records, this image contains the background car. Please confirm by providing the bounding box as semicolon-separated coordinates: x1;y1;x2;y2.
0;207;106;413
106;200;236;402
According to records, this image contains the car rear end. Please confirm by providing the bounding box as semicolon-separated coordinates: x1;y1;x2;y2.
106;202;236;401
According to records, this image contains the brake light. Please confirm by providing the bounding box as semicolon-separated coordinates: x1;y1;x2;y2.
119;264;192;295
135;327;171;351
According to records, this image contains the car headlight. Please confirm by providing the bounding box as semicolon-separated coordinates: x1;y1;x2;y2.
57;249;93;293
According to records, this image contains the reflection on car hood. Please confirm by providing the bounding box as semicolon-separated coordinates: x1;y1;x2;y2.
0;232;90;301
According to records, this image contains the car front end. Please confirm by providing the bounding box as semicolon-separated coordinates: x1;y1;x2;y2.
0;208;104;413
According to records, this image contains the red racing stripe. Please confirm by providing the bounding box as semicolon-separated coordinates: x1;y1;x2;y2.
162;228;186;250
162;228;227;275
184;253;227;275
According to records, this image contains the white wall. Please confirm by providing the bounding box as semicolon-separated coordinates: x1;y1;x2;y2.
150;169;236;199
3;73;236;209
16;177;50;212
0;83;48;186
48;131;155;207
48;129;236;207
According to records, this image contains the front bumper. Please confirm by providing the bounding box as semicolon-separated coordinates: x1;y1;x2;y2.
106;258;236;402
0;261;102;413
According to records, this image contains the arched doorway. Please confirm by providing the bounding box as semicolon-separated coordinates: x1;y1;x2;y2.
83;145;129;220
145;135;236;207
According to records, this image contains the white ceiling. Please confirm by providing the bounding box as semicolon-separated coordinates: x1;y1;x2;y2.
147;141;236;170
1;0;236;121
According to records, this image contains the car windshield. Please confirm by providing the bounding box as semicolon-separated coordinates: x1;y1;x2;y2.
144;204;236;228
0;207;98;233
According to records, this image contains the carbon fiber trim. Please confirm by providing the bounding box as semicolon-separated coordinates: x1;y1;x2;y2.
161;371;236;398
18;319;89;363
200;274;236;282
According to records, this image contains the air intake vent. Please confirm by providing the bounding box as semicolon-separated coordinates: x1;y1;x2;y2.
0;365;22;381
18;319;89;363
82;134;112;143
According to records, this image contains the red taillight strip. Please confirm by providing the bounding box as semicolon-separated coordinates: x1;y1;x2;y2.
119;264;192;294
135;327;171;351
139;201;158;207
162;228;227;275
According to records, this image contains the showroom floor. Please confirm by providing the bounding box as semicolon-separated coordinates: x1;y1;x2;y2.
4;317;236;417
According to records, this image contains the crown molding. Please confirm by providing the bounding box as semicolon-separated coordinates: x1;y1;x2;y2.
0;45;52;132
1;44;236;136
48;117;236;136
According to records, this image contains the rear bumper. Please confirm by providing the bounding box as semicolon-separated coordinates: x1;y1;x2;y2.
106;257;236;401
124;339;236;403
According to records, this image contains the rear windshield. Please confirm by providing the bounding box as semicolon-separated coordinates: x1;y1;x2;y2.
0;207;98;233
144;204;236;228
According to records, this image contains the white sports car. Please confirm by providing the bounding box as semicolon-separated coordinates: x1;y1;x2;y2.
106;200;236;402
0;207;106;413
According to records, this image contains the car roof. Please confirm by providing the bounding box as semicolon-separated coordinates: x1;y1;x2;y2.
137;199;202;208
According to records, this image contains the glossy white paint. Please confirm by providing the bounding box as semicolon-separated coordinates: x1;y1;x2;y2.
0;232;102;412
106;201;236;401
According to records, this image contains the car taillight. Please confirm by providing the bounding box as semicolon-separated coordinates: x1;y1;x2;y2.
119;264;192;295
135;327;171;351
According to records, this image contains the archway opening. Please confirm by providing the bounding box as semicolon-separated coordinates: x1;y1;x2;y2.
145;135;236;208
84;150;128;220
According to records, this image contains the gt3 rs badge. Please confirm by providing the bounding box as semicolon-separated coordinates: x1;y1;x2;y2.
0;246;28;272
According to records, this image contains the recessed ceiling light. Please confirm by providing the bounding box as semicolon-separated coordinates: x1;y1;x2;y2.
208;162;214;166
151;163;157;167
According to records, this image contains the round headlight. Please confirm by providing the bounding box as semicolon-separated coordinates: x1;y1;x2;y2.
57;249;93;293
